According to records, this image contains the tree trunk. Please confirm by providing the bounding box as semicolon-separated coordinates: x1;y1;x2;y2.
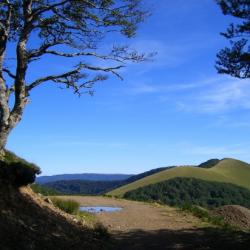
0;103;26;160
0;125;11;160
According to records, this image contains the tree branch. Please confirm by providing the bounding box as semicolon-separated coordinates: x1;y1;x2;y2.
3;68;16;79
27;63;124;92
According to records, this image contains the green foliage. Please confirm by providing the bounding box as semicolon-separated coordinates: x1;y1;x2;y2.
43;179;125;195
78;211;96;224
31;184;60;196
216;0;250;79
51;198;80;215
3;150;38;167
0;151;41;187
124;177;250;209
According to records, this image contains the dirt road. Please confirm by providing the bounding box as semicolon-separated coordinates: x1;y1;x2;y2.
58;196;250;250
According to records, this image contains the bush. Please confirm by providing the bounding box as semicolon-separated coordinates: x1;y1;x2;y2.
51;198;80;215
0;151;41;187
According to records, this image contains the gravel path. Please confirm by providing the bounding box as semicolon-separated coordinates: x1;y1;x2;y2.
58;196;250;250
57;196;201;231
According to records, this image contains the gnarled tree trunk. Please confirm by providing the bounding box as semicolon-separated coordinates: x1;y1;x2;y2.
0;69;26;159
0;1;29;159
0;127;9;159
0;73;10;159
0;108;25;160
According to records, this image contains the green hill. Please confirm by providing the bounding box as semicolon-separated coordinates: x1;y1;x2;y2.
124;177;250;209
108;158;250;197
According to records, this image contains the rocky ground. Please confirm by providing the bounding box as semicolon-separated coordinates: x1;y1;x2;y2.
213;205;250;230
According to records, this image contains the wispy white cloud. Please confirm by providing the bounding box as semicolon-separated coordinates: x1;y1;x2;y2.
126;75;250;114
127;76;224;95
125;34;219;76
177;77;250;113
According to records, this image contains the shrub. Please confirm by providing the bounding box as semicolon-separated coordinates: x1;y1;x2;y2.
51;198;80;215
94;223;110;239
1;150;41;187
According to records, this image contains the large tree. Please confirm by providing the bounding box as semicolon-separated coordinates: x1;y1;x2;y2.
215;0;250;79
0;0;149;157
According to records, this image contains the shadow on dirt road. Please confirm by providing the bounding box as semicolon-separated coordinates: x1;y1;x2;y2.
113;227;250;250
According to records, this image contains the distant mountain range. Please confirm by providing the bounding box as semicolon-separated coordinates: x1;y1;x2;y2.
36;173;133;184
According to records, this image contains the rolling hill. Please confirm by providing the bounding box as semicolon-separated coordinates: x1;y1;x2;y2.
108;158;250;197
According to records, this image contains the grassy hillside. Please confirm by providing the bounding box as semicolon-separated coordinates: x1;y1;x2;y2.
108;158;250;197
124;177;250;209
123;166;174;184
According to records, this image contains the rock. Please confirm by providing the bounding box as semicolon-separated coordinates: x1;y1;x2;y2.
73;218;78;223
52;232;62;238
44;197;53;204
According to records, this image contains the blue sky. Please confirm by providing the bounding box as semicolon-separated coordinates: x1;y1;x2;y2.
7;0;250;175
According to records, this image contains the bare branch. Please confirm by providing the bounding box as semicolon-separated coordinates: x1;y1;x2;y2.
3;68;16;79
27;41;66;60
27;67;81;91
44;50;147;63
27;63;124;92
32;0;71;18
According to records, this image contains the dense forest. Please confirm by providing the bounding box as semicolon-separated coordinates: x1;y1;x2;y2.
124;177;250;208
31;184;60;196
42;179;125;195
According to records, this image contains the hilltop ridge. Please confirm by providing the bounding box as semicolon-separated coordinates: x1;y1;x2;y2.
108;158;250;197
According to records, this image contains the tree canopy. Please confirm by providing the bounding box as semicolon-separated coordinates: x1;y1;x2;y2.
216;0;250;79
0;0;150;154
